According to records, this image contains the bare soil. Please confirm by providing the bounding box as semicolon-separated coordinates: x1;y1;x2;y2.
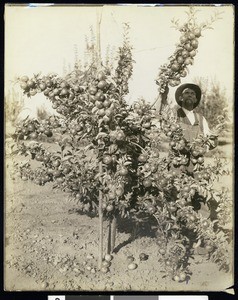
4;137;233;292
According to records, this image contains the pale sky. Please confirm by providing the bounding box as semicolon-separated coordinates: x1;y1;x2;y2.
5;4;234;118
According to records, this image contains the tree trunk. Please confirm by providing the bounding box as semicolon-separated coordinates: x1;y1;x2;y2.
107;219;111;254
98;162;103;269
111;216;117;252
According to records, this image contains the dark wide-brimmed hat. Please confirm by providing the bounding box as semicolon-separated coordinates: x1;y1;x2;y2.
175;83;201;108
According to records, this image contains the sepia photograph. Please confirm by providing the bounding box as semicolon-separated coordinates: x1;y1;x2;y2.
4;4;234;292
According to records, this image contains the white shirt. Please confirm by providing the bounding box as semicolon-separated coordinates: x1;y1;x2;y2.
181;108;212;137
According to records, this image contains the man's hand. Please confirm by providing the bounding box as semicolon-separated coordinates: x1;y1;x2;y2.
206;134;218;150
161;85;169;104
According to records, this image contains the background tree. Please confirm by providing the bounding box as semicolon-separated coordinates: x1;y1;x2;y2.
193;77;231;134
5;88;25;126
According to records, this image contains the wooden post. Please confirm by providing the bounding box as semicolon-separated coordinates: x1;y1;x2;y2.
96;7;104;270
96;8;102;70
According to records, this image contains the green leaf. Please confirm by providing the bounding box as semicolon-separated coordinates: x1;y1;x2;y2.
62;155;74;162
98;119;104;128
124;161;132;166
96;132;108;140
94;173;101;180
170;214;177;221
92;107;98;114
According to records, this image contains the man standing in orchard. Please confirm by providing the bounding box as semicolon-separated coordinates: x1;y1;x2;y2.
174;83;218;223
175;83;218;149
158;83;219;220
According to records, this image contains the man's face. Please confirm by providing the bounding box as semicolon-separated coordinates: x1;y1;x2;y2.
179;88;197;111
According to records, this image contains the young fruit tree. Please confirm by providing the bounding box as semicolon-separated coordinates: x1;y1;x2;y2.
9;8;232;282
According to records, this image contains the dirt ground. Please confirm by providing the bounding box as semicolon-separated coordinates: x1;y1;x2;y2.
4;147;234;292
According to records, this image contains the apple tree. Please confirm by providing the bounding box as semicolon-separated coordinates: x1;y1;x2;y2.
9;9;232;281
